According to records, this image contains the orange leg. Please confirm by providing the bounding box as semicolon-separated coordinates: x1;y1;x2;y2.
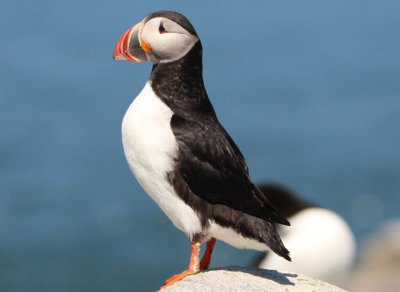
159;242;201;290
200;237;216;270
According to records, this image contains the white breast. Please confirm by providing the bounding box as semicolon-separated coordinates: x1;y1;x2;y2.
121;82;203;238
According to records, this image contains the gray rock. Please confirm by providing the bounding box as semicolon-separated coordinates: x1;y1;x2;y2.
347;220;400;292
162;266;347;292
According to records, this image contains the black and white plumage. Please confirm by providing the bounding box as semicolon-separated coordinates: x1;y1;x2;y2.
113;11;290;288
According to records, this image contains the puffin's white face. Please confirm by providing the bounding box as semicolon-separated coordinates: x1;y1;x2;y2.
140;17;198;63
113;15;198;64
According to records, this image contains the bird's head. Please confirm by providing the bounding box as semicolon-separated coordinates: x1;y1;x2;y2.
113;11;199;64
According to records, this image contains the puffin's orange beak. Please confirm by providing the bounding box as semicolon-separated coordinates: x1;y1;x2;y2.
113;21;147;62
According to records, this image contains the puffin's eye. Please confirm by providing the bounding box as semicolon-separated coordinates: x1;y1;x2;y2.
159;23;167;34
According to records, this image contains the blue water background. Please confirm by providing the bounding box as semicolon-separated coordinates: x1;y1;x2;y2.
1;1;399;291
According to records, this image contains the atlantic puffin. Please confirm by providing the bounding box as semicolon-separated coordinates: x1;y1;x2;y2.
255;184;356;285
113;11;290;289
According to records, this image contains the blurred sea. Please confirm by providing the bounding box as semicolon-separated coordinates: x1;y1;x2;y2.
1;1;399;291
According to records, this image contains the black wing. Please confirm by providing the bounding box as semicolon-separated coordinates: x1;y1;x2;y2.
170;114;289;226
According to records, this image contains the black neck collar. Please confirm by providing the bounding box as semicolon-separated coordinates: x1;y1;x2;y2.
149;42;217;121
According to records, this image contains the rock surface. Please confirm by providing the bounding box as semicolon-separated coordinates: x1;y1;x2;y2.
162;266;347;292
347;220;400;292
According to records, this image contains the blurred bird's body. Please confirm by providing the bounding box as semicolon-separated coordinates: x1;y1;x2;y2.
256;185;356;285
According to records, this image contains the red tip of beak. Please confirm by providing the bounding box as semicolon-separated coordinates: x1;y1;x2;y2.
113;26;136;61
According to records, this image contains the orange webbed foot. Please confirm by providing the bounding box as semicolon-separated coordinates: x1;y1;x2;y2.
159;268;199;290
158;242;201;290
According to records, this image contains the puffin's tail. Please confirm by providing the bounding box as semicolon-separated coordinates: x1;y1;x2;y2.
263;220;291;261
210;201;291;261
235;210;291;261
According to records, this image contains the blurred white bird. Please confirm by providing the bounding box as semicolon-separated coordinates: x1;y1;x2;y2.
255;184;356;286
